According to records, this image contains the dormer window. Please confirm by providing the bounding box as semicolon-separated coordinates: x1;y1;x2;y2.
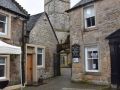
84;5;95;28
0;14;7;35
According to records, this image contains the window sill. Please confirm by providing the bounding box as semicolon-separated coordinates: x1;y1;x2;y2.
84;72;101;76
37;66;45;69
0;77;6;81
84;26;98;32
0;34;11;39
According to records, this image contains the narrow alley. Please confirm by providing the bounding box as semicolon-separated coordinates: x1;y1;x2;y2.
23;68;106;90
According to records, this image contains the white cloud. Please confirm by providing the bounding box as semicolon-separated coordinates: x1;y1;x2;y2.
16;0;80;15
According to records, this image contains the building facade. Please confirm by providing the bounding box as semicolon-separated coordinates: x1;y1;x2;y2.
26;12;58;85
0;0;29;89
68;0;120;85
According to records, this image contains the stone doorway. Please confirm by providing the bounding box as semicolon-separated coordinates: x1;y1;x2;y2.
27;54;33;85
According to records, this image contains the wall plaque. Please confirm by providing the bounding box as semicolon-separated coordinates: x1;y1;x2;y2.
72;44;80;58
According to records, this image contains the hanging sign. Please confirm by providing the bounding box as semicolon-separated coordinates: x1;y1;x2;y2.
72;44;80;62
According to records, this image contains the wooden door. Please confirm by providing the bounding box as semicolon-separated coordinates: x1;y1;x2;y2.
110;42;120;85
27;54;33;84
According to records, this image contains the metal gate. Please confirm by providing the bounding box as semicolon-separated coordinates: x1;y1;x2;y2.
53;53;61;76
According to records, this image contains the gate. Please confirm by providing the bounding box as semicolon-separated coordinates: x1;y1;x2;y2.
53;53;61;76
109;42;120;86
106;29;120;87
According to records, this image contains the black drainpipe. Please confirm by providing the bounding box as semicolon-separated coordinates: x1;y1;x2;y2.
21;18;28;85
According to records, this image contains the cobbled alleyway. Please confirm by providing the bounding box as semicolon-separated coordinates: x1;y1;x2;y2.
23;68;106;90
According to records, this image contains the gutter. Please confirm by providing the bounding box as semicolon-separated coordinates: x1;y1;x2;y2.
0;6;29;19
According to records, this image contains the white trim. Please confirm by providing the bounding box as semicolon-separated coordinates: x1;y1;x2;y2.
0;55;10;80
26;44;46;84
0;13;8;36
85;46;99;72
37;48;45;68
84;4;96;28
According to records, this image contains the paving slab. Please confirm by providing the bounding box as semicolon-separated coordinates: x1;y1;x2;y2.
23;68;106;90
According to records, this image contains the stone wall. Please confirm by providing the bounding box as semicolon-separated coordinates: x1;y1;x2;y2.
29;13;58;79
0;14;24;86
69;0;120;85
44;0;70;43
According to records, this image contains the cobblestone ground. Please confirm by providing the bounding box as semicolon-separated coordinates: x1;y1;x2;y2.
23;68;107;90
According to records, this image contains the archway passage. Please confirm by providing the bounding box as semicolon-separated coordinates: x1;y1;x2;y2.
54;35;71;77
106;29;120;87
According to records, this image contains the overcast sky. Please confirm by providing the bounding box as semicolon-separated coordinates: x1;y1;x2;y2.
16;0;80;15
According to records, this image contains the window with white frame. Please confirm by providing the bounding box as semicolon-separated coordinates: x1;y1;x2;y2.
84;5;95;28
85;46;99;72
0;14;7;35
0;57;6;79
37;48;44;67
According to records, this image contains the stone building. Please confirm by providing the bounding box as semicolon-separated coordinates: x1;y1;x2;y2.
25;12;58;85
67;0;120;86
0;0;29;89
44;0;71;68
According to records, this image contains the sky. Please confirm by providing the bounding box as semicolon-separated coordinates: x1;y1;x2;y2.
16;0;80;15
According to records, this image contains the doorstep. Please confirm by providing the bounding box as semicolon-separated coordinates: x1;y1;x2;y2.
4;85;22;90
62;88;96;90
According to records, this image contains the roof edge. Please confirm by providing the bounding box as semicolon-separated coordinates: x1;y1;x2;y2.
27;12;45;31
66;0;99;13
0;6;29;19
45;12;59;44
13;0;29;15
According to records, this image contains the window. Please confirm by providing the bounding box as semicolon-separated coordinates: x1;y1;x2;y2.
85;46;99;72
37;48;44;67
0;14;7;35
84;5;95;28
0;57;6;79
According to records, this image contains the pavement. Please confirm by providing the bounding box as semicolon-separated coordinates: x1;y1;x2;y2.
23;68;107;90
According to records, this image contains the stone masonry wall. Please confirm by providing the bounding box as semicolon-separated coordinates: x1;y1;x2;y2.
29;13;58;79
70;0;120;85
0;13;23;86
44;0;70;43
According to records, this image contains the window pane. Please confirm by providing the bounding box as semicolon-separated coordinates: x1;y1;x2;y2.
84;5;94;18
0;22;5;33
88;51;92;58
93;51;98;58
0;65;5;77
86;18;91;27
0;15;6;22
37;54;42;65
91;16;95;26
37;48;42;53
0;57;5;64
85;47;99;71
93;59;98;70
88;59;93;70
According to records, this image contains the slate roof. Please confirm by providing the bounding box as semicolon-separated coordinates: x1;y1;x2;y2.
106;29;120;39
27;12;59;43
0;0;29;18
66;0;96;12
27;12;44;31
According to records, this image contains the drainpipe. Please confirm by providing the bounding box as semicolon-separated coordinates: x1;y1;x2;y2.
21;17;29;86
21;20;25;86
